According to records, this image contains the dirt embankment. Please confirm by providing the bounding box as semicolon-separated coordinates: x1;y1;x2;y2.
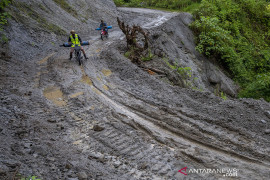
1;1;270;180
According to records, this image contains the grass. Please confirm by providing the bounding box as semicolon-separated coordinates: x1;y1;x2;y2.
52;0;78;18
11;2;66;35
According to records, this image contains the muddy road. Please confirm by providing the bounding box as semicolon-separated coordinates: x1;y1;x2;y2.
1;7;270;180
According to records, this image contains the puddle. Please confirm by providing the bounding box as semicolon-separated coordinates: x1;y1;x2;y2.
69;92;84;98
103;85;109;91
38;53;56;65
43;86;66;106
81;75;93;86
102;69;112;77
73;140;82;145
97;76;102;81
92;87;102;95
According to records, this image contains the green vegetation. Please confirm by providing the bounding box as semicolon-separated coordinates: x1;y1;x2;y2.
115;0;270;101
191;0;270;101
11;2;66;35
163;58;198;88
52;0;78;17
21;176;41;180
0;0;11;42
114;0;201;12
221;91;227;100
141;49;154;61
38;4;49;13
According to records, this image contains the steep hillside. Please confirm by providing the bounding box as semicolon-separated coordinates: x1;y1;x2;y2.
1;1;270;180
5;0;119;61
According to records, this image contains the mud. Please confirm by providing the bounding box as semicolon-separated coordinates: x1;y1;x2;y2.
1;1;270;180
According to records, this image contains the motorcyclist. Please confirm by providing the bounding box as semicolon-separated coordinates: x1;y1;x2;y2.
68;30;88;60
99;20;108;34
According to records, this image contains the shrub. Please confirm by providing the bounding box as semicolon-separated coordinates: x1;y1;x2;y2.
191;0;270;101
0;0;11;31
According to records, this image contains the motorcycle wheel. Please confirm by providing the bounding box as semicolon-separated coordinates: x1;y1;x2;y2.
76;52;81;66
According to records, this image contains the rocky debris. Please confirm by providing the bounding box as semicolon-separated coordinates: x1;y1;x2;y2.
0;164;9;176
65;162;73;170
93;124;105;131
265;111;270;119
113;160;122;168
77;172;88;180
265;129;270;134
88;152;105;163
1;1;270;180
261;119;267;123
47;119;57;123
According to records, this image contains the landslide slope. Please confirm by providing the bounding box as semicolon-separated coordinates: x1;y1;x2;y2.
0;1;270;180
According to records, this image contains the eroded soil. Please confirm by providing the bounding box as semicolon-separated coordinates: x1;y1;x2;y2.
1;7;270;180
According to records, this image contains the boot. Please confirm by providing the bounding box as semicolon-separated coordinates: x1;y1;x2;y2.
69;52;73;60
84;54;88;60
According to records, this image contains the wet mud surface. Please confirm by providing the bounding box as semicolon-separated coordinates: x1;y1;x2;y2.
1;6;270;180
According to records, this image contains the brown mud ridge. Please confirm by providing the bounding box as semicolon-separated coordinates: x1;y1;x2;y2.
1;5;270;180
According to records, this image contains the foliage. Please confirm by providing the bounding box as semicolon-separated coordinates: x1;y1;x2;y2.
21;176;41;180
11;2;66;35
191;0;270;101
113;0;201;12
52;0;78;17
0;0;11;43
164;59;192;79
118;17;149;64
163;58;199;88
141;49;154;61
0;0;11;31
114;0;126;6
238;73;270;102
221;91;227;100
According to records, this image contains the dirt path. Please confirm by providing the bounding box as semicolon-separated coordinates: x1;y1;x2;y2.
1;8;270;180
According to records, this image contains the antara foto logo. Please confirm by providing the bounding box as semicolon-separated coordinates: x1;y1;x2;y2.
178;167;238;177
178;167;188;175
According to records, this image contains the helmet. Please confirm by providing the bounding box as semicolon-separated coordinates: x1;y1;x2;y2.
70;30;75;34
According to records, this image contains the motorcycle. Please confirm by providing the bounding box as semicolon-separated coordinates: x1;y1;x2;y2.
100;28;108;40
60;41;89;66
74;45;82;66
95;26;112;40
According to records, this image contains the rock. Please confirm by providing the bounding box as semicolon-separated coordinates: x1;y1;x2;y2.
208;73;220;84
77;172;88;180
47;119;57;123
265;111;270;119
47;157;55;162
88;152;105;162
138;162;148;170
0;168;6;175
265;129;270;134
93;125;105;131
0;164;8;175
32;146;48;156
152;163;163;172
65;163;73;169
113;160;122;168
261;120;267;123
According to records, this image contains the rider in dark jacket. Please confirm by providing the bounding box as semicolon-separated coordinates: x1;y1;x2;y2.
99;20;108;33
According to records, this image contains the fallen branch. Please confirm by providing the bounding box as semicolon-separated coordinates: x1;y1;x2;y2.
117;17;149;64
